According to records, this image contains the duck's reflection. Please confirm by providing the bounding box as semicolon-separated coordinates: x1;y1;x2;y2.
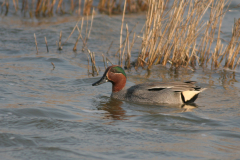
98;98;126;120
97;97;198;120
181;103;198;112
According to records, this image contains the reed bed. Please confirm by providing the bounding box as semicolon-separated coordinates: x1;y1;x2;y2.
29;0;240;72
0;0;148;17
135;0;240;70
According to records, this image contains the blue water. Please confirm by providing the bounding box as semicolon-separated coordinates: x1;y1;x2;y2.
0;1;240;159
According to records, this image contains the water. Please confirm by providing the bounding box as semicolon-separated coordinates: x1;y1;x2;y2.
0;1;240;159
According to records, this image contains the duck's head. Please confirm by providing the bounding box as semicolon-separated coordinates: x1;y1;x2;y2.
92;65;127;92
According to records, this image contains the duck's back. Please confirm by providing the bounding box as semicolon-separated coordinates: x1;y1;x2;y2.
111;81;206;104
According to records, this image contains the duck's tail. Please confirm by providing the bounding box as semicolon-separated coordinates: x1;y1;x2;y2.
181;88;207;103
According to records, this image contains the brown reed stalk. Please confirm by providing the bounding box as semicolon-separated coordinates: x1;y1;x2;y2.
81;14;89;51
4;0;9;16
119;0;127;66
42;0;48;16
21;0;24;12
78;0;81;15
51;62;55;70
45;36;49;52
34;33;38;54
82;8;95;51
25;0;28;13
102;54;106;69
63;18;81;46
35;0;41;16
13;0;18;12
29;0;34;17
87;56;90;75
83;0;93;15
73;18;84;51
46;0;50;15
88;49;99;76
1;1;5;15
49;0;56;15
121;24;129;68
58;31;62;50
115;22;138;57
56;0;61;13
106;41;113;55
73;31;83;51
16;0;19;10
125;24;131;69
70;0;74;13
125;32;136;69
106;57;113;65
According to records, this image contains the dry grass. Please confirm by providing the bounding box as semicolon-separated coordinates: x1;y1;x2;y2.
134;0;240;70
34;33;38;54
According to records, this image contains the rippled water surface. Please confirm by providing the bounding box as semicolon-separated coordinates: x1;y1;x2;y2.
1;1;240;160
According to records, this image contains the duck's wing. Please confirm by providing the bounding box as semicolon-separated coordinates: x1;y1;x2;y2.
130;81;206;103
134;81;198;91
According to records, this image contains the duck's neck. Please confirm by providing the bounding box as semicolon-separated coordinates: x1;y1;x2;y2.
112;77;126;93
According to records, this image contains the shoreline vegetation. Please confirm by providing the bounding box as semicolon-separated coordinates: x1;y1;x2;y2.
138;0;240;70
1;0;240;74
0;0;148;16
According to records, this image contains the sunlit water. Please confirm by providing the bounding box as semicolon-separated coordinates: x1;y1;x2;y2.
0;1;240;159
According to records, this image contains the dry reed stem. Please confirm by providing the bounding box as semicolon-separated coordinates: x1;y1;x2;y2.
1;2;5;15
34;33;38;54
82;8;95;51
126;32;136;68
63;18;81;46
58;31;62;50
102;54;106;69
106;57;113;65
45;36;49;52
87;56;90;75
119;0;127;66
2;0;9;16
71;0;74;13
125;25;130;69
73;18;84;51
121;24;129;67
73;32;83;51
51;62;55;70
13;0;18;12
106;41;113;55
115;22;138;57
78;0;81;15
88;49;99;76
80;14;89;51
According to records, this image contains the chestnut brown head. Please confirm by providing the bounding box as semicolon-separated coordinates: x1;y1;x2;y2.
92;65;127;92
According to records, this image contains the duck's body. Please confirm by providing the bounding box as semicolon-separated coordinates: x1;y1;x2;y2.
92;65;206;104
